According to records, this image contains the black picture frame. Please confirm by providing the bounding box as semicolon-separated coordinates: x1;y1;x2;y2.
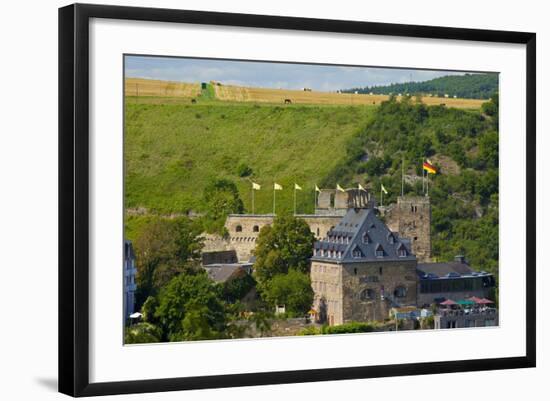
59;3;536;397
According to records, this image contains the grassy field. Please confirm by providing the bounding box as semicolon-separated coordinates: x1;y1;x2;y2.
124;101;375;215
125;78;485;109
125;78;201;98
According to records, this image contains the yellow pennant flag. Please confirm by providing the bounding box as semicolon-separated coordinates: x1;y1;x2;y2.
336;184;345;192
358;183;366;191
294;183;302;190
274;183;283;190
315;185;321;193
252;182;261;190
381;184;388;195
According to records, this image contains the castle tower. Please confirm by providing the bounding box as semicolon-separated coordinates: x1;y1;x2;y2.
384;196;431;262
315;188;375;215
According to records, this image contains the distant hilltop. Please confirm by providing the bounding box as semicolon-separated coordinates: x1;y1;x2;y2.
124;77;486;109
341;73;498;100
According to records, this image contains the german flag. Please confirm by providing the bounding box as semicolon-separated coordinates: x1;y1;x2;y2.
423;160;437;174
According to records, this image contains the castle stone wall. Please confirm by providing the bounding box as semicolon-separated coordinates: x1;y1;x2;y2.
385;196;432;262
311;259;418;325
341;260;418;324
311;261;344;325
223;214;343;262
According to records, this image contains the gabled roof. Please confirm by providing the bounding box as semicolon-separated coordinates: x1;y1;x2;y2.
311;208;416;263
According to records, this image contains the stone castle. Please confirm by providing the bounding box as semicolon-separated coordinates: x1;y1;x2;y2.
203;187;496;327
203;188;432;263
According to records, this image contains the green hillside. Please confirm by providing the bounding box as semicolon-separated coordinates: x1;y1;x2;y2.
125;95;499;276
343;73;498;99
125;101;375;217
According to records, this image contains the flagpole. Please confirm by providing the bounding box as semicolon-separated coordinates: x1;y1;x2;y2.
422;159;426;194
380;185;383;207
401;157;405;197
252;186;255;214
273;185;276;215
426;173;429;197
294;187;297;216
314;187;317;214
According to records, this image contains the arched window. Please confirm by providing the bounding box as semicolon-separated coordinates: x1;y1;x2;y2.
316;227;320;236
387;233;395;244
394;286;407;298
360;288;375;301
235;225;242;232
253;225;259;232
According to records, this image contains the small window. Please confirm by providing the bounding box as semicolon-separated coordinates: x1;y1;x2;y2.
388;233;395;244
235;225;243;232
362;232;370;244
352;246;364;258
360;289;375;301
397;244;408;257
354;268;357;275
379;267;383;275
375;244;384;257
316;228;320;236
253;225;259;232
394;286;407;298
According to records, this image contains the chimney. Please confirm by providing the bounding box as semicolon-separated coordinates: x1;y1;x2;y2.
454;255;466;264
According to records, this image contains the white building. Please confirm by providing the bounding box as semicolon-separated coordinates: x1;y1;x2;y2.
124;240;137;321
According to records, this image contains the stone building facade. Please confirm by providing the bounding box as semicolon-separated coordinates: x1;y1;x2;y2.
435;308;498;329
310;208;417;325
384;196;432;262
219;188;381;262
221;214;344;262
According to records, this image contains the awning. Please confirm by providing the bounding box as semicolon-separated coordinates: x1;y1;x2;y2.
439;299;457;306
478;298;494;304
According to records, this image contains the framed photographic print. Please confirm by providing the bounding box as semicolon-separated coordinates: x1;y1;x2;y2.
58;3;536;397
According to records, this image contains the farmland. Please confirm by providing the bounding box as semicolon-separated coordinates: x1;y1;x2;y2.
125;78;201;98
124;78;485;109
214;84;485;109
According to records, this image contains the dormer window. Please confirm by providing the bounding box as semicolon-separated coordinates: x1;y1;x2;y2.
352;245;364;258
375;244;385;257
387;233;395;244
397;243;408;257
362;232;371;244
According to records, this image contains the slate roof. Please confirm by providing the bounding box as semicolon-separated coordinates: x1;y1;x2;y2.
417;261;492;279
203;264;245;283
311;208;415;263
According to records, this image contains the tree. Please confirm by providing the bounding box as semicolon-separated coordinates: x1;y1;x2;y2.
202;178;244;234
236;162;253;177
134;217;203;307
261;269;314;316
154;271;227;341
253;215;315;286
478;130;499;169
124;322;162;344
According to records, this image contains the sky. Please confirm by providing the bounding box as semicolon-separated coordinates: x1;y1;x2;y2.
125;56;467;92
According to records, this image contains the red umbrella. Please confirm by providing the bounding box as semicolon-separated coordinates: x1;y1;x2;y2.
440;299;457;306
467;296;483;303
478;298;494;304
